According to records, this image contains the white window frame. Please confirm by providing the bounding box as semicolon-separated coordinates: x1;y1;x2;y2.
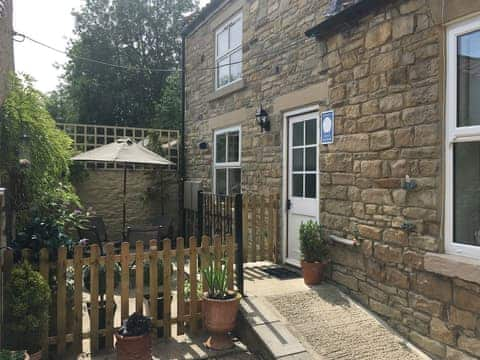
445;15;480;258
215;12;243;90
213;126;242;195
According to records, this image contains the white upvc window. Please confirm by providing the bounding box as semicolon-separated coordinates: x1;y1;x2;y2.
215;12;242;90
446;16;480;258
213;126;241;195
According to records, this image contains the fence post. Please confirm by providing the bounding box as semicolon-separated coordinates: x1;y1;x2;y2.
197;190;203;240
234;194;244;296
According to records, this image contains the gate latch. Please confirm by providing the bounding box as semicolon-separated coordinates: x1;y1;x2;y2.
287;199;292;210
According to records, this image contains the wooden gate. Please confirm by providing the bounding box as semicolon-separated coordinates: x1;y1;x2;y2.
2;236;235;357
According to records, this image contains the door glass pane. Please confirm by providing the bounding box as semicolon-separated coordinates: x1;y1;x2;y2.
305;119;317;145
457;29;480;127
230;49;242;82
216;134;226;163
230;18;242;49
217;28;228;57
305;147;316;171
216;168;227;195
292;174;303;197
305;174;316;198
227;131;239;162
228;168;241;194
293;149;304;172
292;122;304;146
217;57;230;87
454;142;480;246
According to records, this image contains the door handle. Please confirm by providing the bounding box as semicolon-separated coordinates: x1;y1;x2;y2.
287;199;292;210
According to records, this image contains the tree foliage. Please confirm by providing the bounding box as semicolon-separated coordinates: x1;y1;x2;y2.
0;75;78;230
57;0;196;128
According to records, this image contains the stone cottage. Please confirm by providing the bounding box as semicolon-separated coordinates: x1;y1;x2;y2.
183;0;480;358
0;0;14;105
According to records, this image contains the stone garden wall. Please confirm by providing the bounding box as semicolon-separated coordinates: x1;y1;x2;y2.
74;170;180;242
184;0;480;358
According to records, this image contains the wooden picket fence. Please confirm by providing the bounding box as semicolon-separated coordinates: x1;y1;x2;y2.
242;193;279;263
2;236;236;357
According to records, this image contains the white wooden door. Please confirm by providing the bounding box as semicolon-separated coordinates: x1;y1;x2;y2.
286;112;320;266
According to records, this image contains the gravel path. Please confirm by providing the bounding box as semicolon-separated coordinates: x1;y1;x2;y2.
267;284;426;360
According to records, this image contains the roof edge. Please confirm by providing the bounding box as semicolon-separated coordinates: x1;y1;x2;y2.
305;0;397;39
182;0;227;37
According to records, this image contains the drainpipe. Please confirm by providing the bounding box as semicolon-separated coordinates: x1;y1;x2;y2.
179;34;186;237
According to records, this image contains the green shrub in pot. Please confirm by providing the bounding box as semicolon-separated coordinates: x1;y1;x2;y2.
299;220;329;285
4;262;50;357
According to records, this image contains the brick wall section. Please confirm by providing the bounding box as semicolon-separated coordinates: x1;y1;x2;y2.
185;0;480;358
0;0;14;105
74;170;179;241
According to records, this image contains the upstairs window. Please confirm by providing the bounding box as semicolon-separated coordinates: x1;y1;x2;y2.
446;16;480;258
215;12;242;89
214;126;241;195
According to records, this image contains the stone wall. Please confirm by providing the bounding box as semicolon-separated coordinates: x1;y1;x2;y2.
0;0;14;105
184;0;480;358
74;169;180;242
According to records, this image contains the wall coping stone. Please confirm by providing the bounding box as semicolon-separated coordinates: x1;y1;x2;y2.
424;252;480;285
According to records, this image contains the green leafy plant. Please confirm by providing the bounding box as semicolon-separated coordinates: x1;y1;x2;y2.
0;350;25;360
184;279;203;301
4;262;51;354
0;75;77;233
202;259;229;300
118;312;151;337
299;221;329;263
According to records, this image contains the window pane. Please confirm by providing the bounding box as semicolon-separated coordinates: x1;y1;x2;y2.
228;168;241;195
292;174;303;197
454;142;480;246
293;148;304;172
457;29;480;127
217;57;230;88
217;28;228;57
305;119;317;145
293;122;304;146
230;49;242;82
230;18;242;49
305;147;316;171
305;174;316;198
227;131;239;162
216;134;226;163
216;169;227;195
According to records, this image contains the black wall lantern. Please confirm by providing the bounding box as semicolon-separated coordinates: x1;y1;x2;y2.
255;104;270;132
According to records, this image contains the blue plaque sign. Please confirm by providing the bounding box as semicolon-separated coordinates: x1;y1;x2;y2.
321;110;334;144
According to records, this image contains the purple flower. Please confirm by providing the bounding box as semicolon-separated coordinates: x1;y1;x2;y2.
79;238;89;246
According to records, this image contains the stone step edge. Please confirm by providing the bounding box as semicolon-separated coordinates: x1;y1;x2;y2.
236;297;309;360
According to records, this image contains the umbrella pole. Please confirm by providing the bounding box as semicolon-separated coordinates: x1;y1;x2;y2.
123;164;127;241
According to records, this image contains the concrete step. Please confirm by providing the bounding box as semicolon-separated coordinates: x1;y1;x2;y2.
236;295;312;360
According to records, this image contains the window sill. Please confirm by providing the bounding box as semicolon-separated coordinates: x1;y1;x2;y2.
424;252;480;285
208;80;245;102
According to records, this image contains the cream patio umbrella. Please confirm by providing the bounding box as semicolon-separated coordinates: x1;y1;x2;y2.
71;138;173;239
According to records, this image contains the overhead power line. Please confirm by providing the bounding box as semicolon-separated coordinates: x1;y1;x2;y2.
13;31;312;74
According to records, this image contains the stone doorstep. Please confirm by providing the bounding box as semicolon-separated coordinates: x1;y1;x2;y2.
238;296;309;359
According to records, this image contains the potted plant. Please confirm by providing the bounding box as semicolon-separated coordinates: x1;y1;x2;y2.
202;259;241;350
115;312;152;360
4;262;50;360
300;220;329;285
83;263;121;349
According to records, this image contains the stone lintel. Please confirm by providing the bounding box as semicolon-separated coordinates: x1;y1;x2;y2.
424;252;480;285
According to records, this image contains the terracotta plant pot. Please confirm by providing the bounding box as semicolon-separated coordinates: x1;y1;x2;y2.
115;333;151;360
202;292;241;350
302;261;326;285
